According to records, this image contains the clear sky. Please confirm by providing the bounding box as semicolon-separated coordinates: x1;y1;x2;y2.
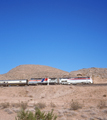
0;0;107;74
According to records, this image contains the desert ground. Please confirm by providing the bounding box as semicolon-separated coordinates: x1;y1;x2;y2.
0;65;107;120
0;85;107;120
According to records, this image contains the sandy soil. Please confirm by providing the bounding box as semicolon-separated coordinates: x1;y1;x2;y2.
0;85;107;120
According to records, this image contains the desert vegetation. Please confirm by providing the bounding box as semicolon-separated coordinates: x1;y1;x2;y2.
35;102;46;109
97;100;107;109
15;108;57;120
0;101;28;110
0;102;10;109
69;100;82;110
50;102;56;108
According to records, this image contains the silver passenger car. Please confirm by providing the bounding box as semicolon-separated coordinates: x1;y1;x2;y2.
0;79;28;86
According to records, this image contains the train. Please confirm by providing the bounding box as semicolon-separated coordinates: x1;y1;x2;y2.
0;77;93;86
60;77;93;85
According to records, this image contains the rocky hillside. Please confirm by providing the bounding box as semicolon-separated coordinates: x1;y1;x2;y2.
69;67;107;83
1;65;69;80
0;74;7;80
0;65;107;83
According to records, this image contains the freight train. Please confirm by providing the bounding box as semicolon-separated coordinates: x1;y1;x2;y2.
0;77;93;86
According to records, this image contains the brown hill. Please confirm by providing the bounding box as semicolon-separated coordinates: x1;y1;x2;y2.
1;65;107;83
0;74;7;80
2;64;69;80
69;67;107;83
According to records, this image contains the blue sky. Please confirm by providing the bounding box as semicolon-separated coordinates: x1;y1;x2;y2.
0;0;107;74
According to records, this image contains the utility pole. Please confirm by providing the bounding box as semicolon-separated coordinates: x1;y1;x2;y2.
47;77;49;85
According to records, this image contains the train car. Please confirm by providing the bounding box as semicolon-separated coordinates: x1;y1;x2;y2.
29;78;58;85
46;78;58;84
60;77;93;85
59;78;69;84
39;78;58;85
28;78;43;85
0;79;28;86
28;78;49;85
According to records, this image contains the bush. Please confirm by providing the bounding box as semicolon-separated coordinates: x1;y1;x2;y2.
50;102;56;108
11;102;27;110
70;100;82;110
11;103;21;108
20;101;28;110
15;107;57;120
35;102;46;109
97;100;107;109
0;102;10;109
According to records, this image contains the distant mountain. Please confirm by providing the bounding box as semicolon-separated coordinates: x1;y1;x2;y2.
1;64;69;80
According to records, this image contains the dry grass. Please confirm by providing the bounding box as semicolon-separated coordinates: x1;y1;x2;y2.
50;102;56;108
11;101;28;110
97;100;107;109
20;101;28;110
11;103;21;108
70;100;82;110
0;102;10;109
35;102;46;109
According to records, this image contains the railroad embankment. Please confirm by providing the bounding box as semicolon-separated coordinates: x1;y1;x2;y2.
0;85;107;120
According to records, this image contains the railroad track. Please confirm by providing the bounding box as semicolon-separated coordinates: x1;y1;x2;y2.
0;83;107;87
76;83;107;86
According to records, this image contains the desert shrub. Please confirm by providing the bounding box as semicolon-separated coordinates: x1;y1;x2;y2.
50;102;56;108
11;102;27;109
70;100;82;110
35;102;46;109
11;102;27;110
103;94;106;97
11;103;21;108
97;100;107;109
15;108;57;120
20;101;28;110
28;95;33;98
0;102;10;109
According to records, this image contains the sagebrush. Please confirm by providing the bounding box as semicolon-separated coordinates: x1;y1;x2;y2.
70;100;82;110
35;102;46;109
